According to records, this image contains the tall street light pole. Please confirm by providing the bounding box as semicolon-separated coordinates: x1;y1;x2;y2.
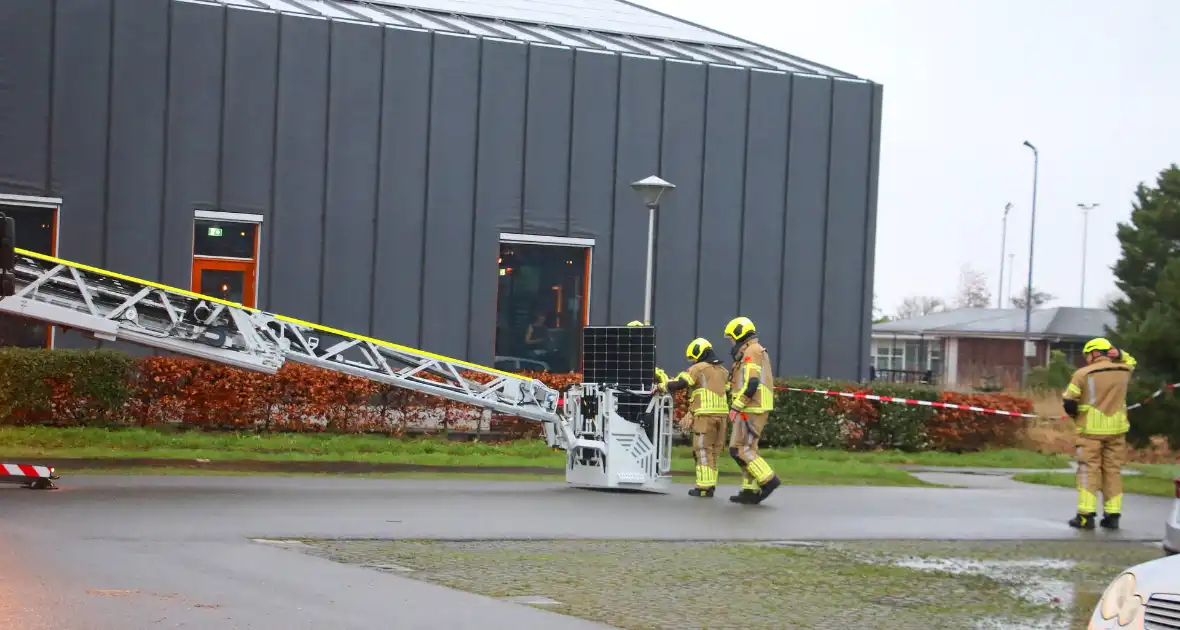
999;202;1012;307
1077;202;1099;307
629;175;675;325
1008;253;1015;306
1021;140;1039;387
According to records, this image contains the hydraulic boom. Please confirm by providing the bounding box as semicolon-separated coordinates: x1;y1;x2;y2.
0;225;673;492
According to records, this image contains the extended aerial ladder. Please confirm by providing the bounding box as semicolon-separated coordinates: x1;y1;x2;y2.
0;214;674;492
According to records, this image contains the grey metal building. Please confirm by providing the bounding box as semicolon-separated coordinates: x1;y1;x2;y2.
0;0;882;380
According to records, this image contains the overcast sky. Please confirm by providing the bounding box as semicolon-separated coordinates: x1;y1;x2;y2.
633;0;1180;317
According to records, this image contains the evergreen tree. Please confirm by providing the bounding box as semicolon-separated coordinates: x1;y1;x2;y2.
1108;164;1180;447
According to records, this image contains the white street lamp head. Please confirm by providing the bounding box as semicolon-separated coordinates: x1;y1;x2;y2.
630;175;676;208
1023;140;1036;151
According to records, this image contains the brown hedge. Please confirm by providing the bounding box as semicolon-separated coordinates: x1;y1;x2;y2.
0;349;1034;451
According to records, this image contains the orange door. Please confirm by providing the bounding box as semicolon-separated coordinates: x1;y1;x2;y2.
191;258;256;308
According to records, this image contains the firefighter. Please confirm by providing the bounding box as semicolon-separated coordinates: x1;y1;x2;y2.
1063;337;1135;530
723;316;781;504
654;338;729;497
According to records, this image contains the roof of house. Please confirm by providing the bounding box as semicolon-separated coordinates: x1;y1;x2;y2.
872;307;1117;340
191;0;860;77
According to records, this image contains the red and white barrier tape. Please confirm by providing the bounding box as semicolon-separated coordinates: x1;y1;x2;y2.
780;387;1039;418
778;382;1180;420
1;463;55;479
1127;382;1179;411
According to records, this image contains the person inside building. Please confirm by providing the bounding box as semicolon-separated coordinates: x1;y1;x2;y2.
1063;337;1135;530
654;338;729;498
723;316;782;505
522;310;550;359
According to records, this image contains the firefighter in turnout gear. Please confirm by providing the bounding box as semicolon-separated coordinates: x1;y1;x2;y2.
655;338;729;497
723;316;782;504
1063;337;1135;530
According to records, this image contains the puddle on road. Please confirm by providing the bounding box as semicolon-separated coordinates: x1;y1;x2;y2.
888;557;1078;629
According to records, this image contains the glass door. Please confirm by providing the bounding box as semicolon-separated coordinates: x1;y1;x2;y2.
191;258;255;307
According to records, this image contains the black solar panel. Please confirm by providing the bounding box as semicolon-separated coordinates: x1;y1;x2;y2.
582;325;656;429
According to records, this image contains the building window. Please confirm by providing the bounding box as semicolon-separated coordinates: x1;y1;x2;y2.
191;211;262;308
495;234;592;374
928;342;942;376
872;340;906;370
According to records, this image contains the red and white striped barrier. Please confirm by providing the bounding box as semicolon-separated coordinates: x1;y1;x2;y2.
1127;383;1179;411
777;382;1180;420
0;463;58;489
779;387;1040;418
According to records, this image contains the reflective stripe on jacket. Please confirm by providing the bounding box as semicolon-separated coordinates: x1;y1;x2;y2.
677;361;729;415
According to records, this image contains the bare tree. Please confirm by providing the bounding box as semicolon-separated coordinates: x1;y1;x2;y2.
1011;286;1055;309
895;296;946;320
954;264;993;308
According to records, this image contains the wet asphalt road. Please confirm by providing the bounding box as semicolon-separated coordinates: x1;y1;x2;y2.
0;474;1174;629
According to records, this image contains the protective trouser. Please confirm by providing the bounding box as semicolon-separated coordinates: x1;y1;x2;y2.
1075;433;1126;515
691;413;727;489
729;411;775;490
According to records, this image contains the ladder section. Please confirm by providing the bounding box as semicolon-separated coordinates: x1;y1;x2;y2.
0;248;563;430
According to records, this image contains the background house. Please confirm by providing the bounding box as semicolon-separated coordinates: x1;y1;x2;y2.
870;307;1116;390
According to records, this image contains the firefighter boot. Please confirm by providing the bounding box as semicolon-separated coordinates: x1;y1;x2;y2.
688;487;715;498
730;474;761;504
754;475;782;504
1069;512;1097;530
1100;513;1121;530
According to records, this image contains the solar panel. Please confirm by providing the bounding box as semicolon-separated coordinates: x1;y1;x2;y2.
582;325;657;435
362;0;746;47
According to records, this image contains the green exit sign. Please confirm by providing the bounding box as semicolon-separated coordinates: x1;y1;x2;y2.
207;227;223;237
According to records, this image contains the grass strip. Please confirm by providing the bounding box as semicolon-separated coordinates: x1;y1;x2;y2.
1013;463;1179;498
0;426;1070;470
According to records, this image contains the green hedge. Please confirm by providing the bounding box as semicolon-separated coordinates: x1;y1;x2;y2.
0;348;1039;451
0;348;135;426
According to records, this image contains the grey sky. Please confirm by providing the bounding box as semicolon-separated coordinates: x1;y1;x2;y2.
633;0;1180;316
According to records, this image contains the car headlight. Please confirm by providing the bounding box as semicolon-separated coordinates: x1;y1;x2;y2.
1098;572;1145;626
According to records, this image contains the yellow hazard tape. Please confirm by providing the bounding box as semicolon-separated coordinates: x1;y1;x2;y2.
14;247;522;380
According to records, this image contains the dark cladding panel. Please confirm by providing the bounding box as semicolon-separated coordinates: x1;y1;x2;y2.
421;33;479;358
0;0;52;194
820;79;873;380
608;55;662;325
219;8;277;214
779;75;832;377
860;83;884;380
654;59;706;366
522;44;573;235
695;65;748;344
106;0;169;278
566;50;618;325
470;38;527;362
161;2;224;289
372;28;431;347
740;69;790;369
50;0;111;269
321;21;382;334
268;14;329;321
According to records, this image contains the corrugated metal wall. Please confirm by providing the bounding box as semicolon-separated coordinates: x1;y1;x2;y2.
0;0;882;380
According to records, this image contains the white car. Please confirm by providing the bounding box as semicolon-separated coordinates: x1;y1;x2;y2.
1087;553;1180;629
1166;476;1180;556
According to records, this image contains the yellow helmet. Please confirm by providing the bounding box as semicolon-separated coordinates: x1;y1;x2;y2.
686;338;712;361
723;316;755;341
626;320;647;327
1083;337;1113;354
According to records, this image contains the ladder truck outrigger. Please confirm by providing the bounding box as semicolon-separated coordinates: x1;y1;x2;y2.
0;214;674;493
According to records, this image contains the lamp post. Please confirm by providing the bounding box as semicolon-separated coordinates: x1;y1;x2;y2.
1021;140;1039;386
629;175;676;324
1007;252;1015;307
999;202;1012;307
1077;202;1099;307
